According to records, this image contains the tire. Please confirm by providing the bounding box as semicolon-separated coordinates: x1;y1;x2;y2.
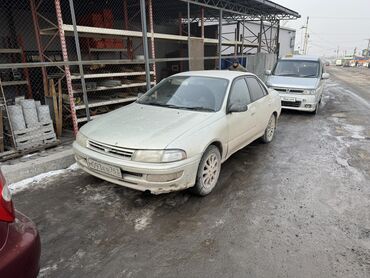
191;145;221;196
261;114;276;144
311;102;319;115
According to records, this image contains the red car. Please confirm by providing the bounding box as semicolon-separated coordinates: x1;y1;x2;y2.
0;172;41;278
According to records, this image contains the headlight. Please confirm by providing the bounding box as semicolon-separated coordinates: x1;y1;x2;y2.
303;89;316;95
132;149;187;163
76;132;88;147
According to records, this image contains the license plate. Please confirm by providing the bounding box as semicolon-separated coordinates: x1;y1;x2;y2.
87;158;122;178
282;97;296;102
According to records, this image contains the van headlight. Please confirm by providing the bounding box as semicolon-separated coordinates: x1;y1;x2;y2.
76;132;88;147
303;89;316;95
132;149;187;163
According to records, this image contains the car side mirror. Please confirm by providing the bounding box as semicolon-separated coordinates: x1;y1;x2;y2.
322;73;330;79
265;70;272;76
227;103;248;113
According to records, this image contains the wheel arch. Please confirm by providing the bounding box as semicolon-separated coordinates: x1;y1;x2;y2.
203;140;223;158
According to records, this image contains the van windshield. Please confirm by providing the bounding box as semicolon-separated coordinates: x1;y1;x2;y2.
273;60;320;78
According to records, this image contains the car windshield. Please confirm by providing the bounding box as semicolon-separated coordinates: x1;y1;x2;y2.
137;76;229;112
273;60;320;78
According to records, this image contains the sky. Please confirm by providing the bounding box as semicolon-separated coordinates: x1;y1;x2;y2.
275;0;370;57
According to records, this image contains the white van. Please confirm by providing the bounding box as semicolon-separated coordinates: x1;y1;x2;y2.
265;55;329;114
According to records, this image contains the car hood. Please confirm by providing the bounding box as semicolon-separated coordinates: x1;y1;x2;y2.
80;103;215;149
266;75;319;90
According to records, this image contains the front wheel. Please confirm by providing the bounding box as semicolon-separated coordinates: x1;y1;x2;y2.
261;114;276;143
191;145;221;196
311;102;319;115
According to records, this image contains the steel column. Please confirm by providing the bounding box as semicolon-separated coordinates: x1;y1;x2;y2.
69;0;90;122
148;0;157;84
218;9;223;70
201;7;205;39
54;0;78;135
275;20;280;57
140;0;151;91
258;18;263;53
241;19;245;66
187;2;191;69
30;0;48;96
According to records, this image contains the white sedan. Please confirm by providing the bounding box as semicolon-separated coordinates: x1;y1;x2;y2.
73;70;281;196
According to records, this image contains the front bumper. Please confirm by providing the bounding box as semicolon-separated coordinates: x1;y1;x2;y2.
73;142;201;194
279;93;318;112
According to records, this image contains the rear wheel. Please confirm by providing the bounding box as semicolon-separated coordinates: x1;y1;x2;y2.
261;114;276;143
191;145;221;196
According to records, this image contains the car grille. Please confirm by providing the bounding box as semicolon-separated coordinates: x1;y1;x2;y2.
273;87;304;94
281;101;302;107
87;140;135;159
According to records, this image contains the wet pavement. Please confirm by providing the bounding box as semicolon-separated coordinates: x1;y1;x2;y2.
13;67;370;278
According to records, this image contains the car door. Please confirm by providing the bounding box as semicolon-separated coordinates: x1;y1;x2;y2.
317;62;325;100
245;76;270;134
226;77;256;155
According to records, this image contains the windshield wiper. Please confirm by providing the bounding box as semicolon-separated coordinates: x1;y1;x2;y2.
300;74;317;77
276;73;298;77
138;102;176;108
176;106;215;112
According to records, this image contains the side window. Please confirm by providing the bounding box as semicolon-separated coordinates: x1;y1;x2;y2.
257;79;268;96
229;78;251;106
246;77;265;102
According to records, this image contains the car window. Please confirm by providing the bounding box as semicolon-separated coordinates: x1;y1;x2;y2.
246;77;265;102
257;79;268;96
229;78;251;106
137;76;229;112
273;60;320;78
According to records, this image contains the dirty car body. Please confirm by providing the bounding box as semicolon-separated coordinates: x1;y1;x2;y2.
73;70;281;194
0;172;41;278
266;55;329;113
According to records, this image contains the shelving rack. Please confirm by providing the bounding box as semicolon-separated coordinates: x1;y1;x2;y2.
0;44;32;98
26;0;299;136
31;0;160;134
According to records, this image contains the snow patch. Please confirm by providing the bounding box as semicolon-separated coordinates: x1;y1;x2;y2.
134;209;154;231
9;163;80;194
39;264;58;277
343;123;365;140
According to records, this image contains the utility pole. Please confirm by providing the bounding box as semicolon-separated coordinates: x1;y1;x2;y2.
303;16;309;55
366;39;370;58
336;46;339;58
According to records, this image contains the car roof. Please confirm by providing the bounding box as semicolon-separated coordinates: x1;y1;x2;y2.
174;70;255;81
280;55;321;62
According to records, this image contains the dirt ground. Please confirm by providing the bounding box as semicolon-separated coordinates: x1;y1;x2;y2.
13;67;370;278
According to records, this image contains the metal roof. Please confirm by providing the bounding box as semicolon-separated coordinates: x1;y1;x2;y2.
179;0;300;21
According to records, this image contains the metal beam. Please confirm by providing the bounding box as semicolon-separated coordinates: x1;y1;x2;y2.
179;0;300;20
258;18;263;53
68;0;90;122
218;9;222;70
30;0;48;96
148;0;157;84
140;0;151;91
55;0;78;135
275;20;280;57
187;1;191;69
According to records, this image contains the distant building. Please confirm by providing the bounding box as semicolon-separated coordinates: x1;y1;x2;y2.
221;21;296;57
